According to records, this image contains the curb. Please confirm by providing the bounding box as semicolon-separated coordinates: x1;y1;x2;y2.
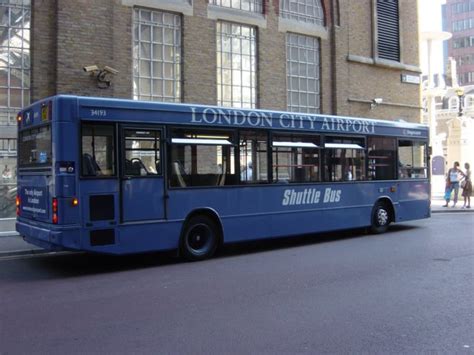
0;248;53;258
431;208;474;213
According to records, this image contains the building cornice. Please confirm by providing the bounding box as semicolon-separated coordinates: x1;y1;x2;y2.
347;54;422;73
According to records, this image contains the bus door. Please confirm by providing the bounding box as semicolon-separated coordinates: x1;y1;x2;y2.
120;127;165;222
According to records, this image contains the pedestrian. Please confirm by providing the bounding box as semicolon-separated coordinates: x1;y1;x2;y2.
2;165;11;179
461;162;471;209
241;161;253;181
443;161;464;207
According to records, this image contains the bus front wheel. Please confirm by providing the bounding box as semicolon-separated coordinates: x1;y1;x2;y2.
180;215;219;261
370;202;391;234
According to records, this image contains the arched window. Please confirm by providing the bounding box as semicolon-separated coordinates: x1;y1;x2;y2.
210;0;263;13
280;0;325;26
465;94;474;108
448;96;459;110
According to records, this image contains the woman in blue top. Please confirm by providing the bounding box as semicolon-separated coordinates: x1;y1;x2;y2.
443;161;465;207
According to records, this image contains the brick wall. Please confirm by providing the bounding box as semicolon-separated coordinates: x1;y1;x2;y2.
182;1;216;105
30;0;421;122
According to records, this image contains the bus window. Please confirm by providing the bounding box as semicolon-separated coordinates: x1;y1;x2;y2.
81;123;116;177
368;137;396;180
18;125;52;167
324;137;365;182
398;140;428;179
124;129;161;176
272;134;320;183
240;131;268;183
170;129;235;187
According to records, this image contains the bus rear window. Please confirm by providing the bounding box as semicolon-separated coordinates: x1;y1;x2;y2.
19;125;52;167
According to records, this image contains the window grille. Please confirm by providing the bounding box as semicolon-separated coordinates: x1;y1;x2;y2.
216;21;257;109
279;0;325;26
133;8;182;102
210;0;263;13
286;33;320;113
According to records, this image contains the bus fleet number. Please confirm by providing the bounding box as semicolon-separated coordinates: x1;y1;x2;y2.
91;109;107;117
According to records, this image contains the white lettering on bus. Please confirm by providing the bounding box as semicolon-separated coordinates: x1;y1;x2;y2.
192;107;273;128
307;116;317;129
321;117;374;134
191;107;378;134
191;107;201;123
280;114;291;128
282;188;341;206
203;108;218;124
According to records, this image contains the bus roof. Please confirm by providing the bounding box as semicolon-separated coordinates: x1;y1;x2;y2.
21;95;429;139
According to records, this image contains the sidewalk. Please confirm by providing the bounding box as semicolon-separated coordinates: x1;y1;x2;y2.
0;198;472;258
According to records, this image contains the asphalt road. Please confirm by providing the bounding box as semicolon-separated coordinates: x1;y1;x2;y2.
0;213;473;354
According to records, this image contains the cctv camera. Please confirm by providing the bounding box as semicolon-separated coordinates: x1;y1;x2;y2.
372;98;383;105
103;66;119;75
83;65;99;73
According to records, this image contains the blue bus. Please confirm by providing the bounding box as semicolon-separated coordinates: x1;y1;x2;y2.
16;96;430;260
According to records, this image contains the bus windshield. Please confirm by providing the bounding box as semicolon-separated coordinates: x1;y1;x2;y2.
18;124;52;168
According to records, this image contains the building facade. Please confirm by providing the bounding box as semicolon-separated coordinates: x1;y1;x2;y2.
31;0;421;119
0;0;422;220
0;0;30;219
442;0;474;85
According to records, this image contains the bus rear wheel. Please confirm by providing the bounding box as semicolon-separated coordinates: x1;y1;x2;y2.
370;202;391;234
180;215;219;261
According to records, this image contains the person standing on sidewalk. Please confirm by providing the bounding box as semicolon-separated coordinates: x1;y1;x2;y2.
461;162;471;209
443;161;465;207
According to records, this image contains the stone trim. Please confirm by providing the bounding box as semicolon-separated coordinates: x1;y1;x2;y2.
207;5;267;28
347;54;422;73
348;97;423;110
122;0;193;16
278;17;328;39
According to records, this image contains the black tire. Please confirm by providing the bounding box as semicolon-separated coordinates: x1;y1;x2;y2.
370;202;391;234
180;215;219;261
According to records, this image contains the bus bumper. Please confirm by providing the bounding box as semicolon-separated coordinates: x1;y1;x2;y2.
16;220;81;252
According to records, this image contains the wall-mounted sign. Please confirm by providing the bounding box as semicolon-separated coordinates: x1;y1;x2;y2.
401;74;420;85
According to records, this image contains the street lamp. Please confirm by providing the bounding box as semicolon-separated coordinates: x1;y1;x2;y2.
455;87;464;117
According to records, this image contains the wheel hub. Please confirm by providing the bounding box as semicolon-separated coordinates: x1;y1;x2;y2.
377;209;388;226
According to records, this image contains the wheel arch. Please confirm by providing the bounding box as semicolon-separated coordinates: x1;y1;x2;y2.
373;196;396;223
181;208;224;246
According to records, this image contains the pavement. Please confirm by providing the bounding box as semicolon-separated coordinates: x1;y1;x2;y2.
0;198;472;259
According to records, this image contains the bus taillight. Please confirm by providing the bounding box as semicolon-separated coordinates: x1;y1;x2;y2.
16;196;20;216
52;197;58;224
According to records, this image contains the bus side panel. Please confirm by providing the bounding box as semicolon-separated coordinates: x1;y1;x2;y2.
167;182;403;244
396;180;431;222
78;222;181;255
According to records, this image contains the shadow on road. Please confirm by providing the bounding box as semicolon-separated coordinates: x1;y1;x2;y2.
0;224;419;282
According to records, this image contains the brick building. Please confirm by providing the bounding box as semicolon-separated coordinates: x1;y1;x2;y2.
0;0;422;220
31;0;422;120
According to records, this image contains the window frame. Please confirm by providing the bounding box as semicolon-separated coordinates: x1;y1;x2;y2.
210;0;263;13
80;122;117;179
122;127;163;178
374;0;401;63
18;124;51;168
168;126;238;188
322;135;367;182
216;21;258;109
132;8;183;103
271;131;321;183
367;136;397;181
238;129;270;184
397;138;428;180
279;0;325;27
285;32;321;114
